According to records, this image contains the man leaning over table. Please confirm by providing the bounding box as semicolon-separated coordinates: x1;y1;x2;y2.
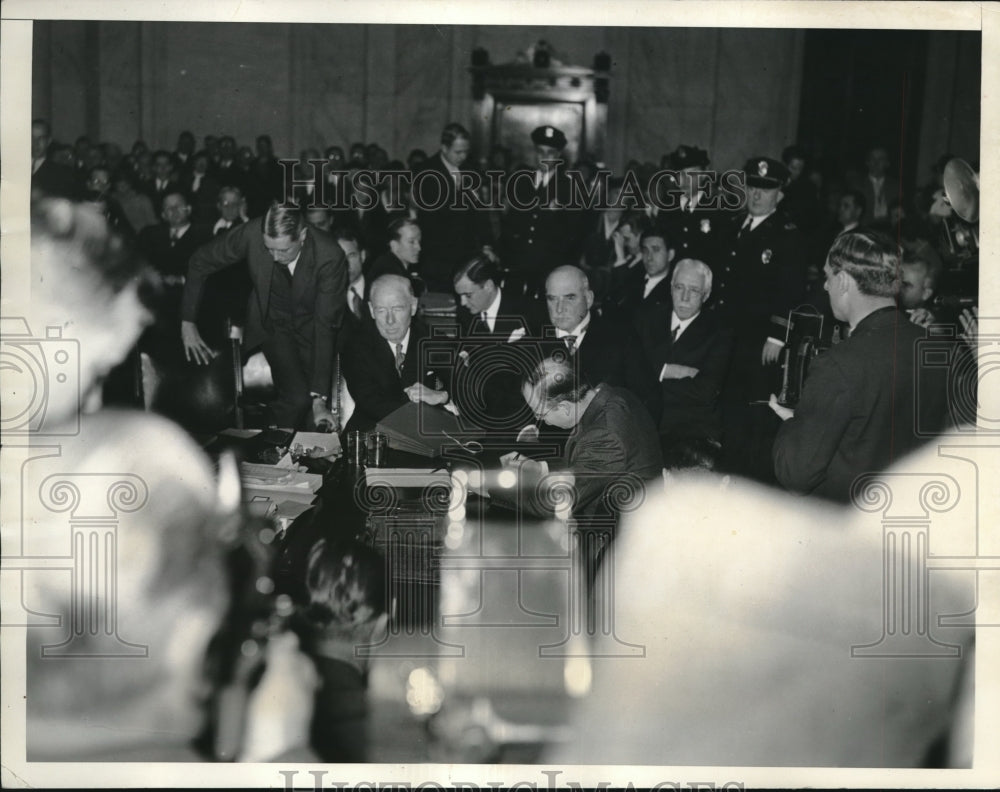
181;201;347;431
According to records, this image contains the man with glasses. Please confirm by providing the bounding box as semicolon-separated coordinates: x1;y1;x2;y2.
637;259;733;462
340;274;451;433
504;356;663;523
181;201;347;430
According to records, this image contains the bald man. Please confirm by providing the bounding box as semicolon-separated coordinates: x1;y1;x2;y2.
340;274;452;433
539;265;661;423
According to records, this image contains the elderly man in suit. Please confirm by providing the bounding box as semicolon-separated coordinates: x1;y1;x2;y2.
181;201;347;430
541;265;660;423
770;230;950;503
637;259;733;462
414;122;495;291
340;274;452;433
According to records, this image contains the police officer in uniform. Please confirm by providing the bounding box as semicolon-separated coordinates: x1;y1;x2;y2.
712;156;807;482
658;144;725;269
501;125;580;296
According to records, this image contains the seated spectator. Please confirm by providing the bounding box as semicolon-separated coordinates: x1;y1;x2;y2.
340;274;451;433
82;165;132;238
138;189;213;366
450;255;545;433
899;254;939;327
146;149;183;214
30;118;79;200
637;259;733;458
366;217;425;298
606;225;675;319
334;227;369;341
579;175;626;272
187;149;222;224
111;167;158;235
539;265;660;424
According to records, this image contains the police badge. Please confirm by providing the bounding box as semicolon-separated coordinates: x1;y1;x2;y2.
762;248;773;264
700;218;711;234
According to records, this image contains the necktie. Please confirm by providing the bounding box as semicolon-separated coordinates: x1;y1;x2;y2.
277;262;292;283
671;324;679;343
169;229;179;245
564;335;577;354
394;342;405;374
350;287;362;319
738;215;753;239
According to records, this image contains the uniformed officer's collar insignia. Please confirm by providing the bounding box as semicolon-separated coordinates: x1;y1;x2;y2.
700;218;711;233
758;160;768;177
761;248;773;264
545;127;553;138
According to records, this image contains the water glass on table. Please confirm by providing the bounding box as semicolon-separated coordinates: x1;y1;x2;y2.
347;430;366;466
366;431;388;468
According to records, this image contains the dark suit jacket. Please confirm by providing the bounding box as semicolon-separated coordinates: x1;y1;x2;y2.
605;265;673;320
637;304;734;441
340;318;449;433
31;158;80;200
579;216;620;272
182;219;347;395
451;289;546;433
137;223;214;363
773;307;949;503
366;252;424;299
563;384;664;519
846;172;901;225
144;178;185;215
415;153;493;288
540;314;661;423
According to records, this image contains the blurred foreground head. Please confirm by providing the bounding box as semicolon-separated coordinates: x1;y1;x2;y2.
28;197;154;422
24;410;233;759
548;435;977;768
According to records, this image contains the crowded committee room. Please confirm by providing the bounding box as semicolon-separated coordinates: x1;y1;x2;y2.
8;14;989;777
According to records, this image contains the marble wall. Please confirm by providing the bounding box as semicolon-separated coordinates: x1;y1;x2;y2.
40;21;919;174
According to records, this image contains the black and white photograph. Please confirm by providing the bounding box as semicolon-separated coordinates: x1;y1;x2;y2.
1;1;997;788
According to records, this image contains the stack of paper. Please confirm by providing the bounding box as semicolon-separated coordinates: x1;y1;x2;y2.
240;462;322;505
292;431;342;459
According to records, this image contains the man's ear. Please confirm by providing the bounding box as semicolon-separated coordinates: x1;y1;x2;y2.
298;226;308;244
668;247;677;263
585;290;595;310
